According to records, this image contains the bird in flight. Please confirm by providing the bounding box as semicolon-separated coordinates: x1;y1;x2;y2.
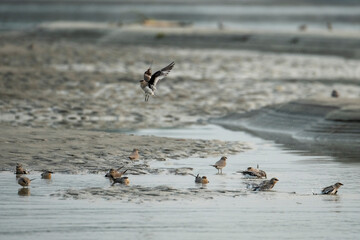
139;61;175;102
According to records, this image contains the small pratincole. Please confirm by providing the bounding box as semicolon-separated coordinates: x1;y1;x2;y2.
105;167;128;179
210;156;227;174
16;163;29;175
193;174;209;184
18;177;35;187
129;149;139;161
110;175;130;186
240;165;267;179
139;61;175;102
41;170;53;179
321;182;343;195
251;178;279;191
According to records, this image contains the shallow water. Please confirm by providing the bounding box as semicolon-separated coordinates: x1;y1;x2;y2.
1;125;360;239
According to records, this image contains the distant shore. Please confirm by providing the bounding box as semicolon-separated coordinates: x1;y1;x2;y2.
25;23;360;59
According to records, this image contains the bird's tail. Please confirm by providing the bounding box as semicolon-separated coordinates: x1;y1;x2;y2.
30;178;36;181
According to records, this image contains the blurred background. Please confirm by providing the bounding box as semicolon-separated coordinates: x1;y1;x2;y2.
1;0;360;32
1;0;360;58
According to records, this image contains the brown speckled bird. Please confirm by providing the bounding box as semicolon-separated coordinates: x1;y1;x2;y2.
105;168;128;178
129;149;139;161
18;176;35;187
110;175;130;186
252;178;279;191
16;163;29;175
240;165;267;179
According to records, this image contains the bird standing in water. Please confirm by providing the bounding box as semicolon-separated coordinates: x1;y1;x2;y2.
109;175;130;186
105;168;128;179
18;177;35;187
191;174;209;184
41;170;53;179
139;61;175;102
321;182;343;195
240;165;267;179
210;156;227;174
251;178;279;191
16;163;29;175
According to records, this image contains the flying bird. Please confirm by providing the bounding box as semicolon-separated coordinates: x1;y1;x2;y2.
210;156;227;174
321;182;343;195
139;61;175;102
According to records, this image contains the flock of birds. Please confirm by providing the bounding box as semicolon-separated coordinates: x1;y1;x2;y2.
14;62;344;196
15;150;343;195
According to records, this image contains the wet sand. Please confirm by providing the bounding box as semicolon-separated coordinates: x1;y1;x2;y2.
1;26;360;131
212;98;360;162
0;125;248;173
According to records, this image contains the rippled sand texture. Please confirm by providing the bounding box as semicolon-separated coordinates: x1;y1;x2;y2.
0;125;248;173
0;35;359;129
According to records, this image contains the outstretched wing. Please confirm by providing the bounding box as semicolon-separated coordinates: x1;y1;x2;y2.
148;62;175;87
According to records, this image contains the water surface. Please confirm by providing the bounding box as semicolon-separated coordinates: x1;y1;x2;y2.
1;125;359;239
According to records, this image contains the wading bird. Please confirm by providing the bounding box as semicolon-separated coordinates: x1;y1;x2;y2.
210;156;227;174
41;170;53;179
18;176;35;187
251;178;279;191
321;182;343;195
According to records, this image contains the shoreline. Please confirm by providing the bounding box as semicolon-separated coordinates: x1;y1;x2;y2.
212;98;360;162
